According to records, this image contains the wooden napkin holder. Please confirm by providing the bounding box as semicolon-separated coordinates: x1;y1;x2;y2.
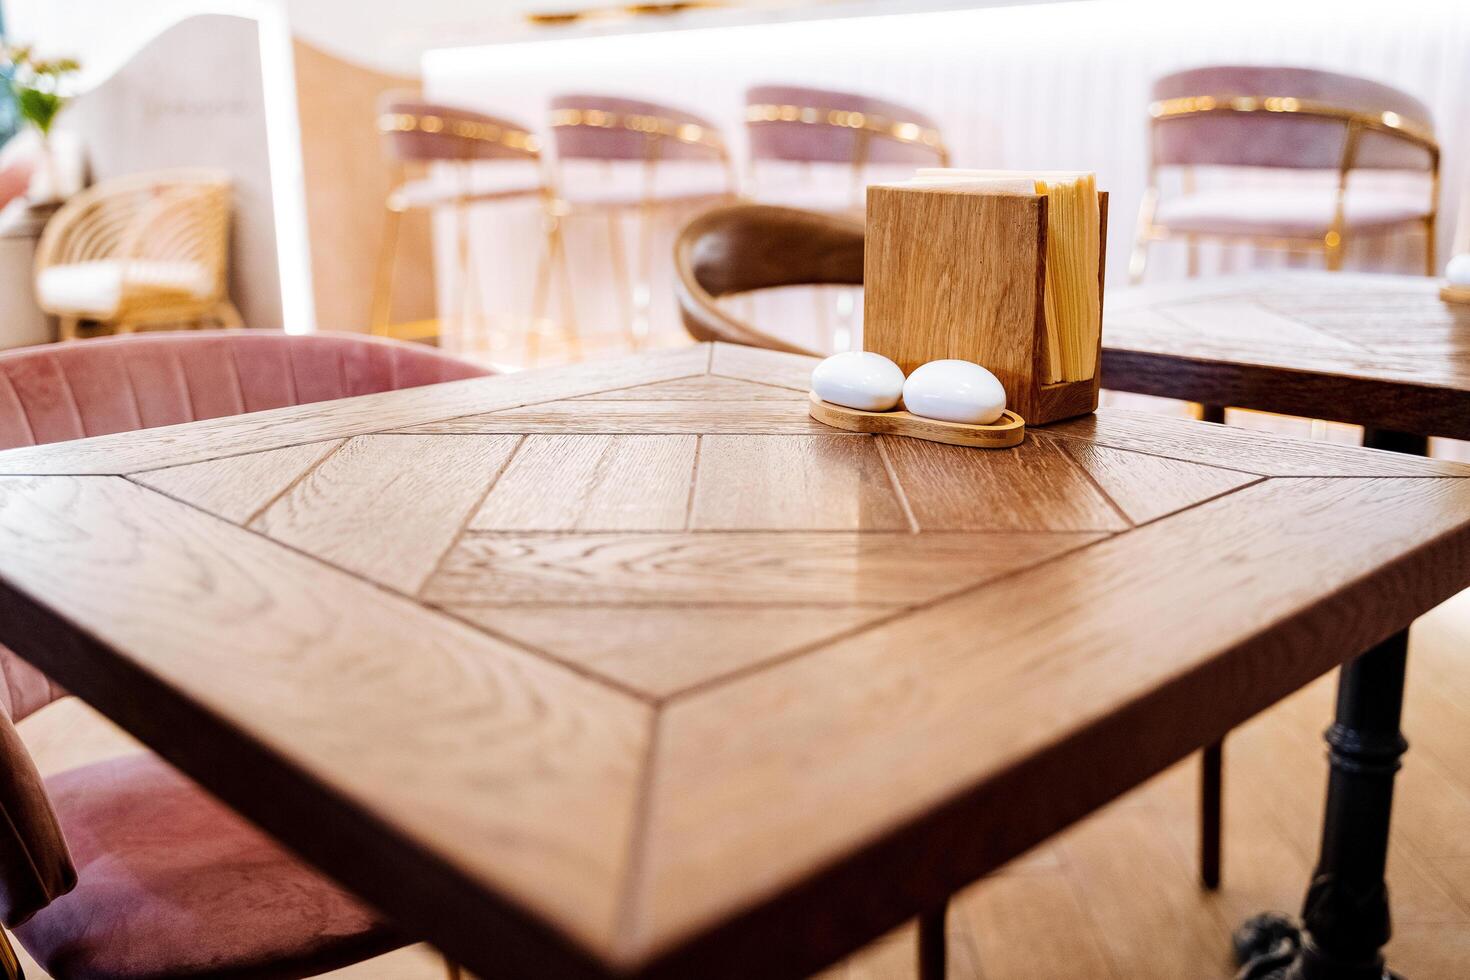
863;185;1109;426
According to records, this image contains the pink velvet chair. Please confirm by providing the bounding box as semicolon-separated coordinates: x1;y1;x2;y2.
1132;65;1440;280
744;84;950;213
0;330;490;978
549;94;737;349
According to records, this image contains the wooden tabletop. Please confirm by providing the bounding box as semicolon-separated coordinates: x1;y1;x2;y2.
2;342;1469;979
1103;272;1470;440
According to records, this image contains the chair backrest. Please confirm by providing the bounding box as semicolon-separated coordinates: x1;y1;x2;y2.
35;169;234;290
549;93;729;164
674;203;863;355
745;84;949;167
378;93;543;164
0;329;491;925
0;330;491;451
1149;65;1436;172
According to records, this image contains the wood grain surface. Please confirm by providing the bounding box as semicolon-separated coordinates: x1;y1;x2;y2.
1103;273;1470;440
1;341;1468;980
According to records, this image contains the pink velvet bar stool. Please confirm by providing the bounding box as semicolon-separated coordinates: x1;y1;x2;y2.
744;84;951;215
548;94;737;349
373;94;577;357
0;330;490;979
1131;65;1440;281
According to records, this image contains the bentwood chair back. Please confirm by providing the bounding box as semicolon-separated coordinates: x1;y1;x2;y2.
744;84;950;212
549;94;738;349
674;203;864;355
373;94;576;356
0;330;490;978
1132;65;1440;279
34;169;241;340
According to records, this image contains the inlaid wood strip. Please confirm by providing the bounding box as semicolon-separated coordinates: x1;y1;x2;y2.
690;435;910;531
130;439;344;525
0;475;650;975
472;435;698;532
393;400;838;436
447;604;897;699
573;376;806;401
1047;409;1470;477
1058;441;1262;526
423;531;1106;608
252;434;522;595
708;342;816;392
0;345;710;476
880;434;1129;532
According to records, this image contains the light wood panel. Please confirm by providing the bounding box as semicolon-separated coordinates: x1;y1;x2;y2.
1059;441;1261;526
880;434;1128;532
448;604;895;699
131;439;343;524
396;400;837;435
472;435;696;532
690;435;910;531
0;476;649;975
425;531;1104;608
253;434;520;594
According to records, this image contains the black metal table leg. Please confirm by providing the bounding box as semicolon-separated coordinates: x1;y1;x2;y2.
1201;738;1223;890
918;901;948;980
1234;428;1427;980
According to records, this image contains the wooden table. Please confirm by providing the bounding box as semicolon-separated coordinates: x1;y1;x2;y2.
1104;271;1470;979
1103;271;1470;441
1;342;1468;980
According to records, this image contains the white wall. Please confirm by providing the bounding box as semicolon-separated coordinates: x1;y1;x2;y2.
5;1;315;331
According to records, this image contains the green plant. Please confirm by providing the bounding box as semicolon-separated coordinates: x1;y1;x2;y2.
2;44;80;137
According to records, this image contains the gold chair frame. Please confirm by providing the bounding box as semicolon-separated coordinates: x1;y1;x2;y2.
744;101;952;211
34;169;241;340
371;110;579;361
548;106;739;351
1130;95;1441;281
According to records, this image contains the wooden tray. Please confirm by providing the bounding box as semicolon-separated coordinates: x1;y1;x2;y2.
808;392;1026;448
1442;285;1470;305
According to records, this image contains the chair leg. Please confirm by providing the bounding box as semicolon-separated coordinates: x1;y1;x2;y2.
1128;235;1151;285
1425;215;1438;277
1200;404;1226;425
551;219;581;360
917;900;948;980
56;316;79;342
370;205;402;336
1325;232;1346;272
1186;234;1200;277
528;221;555;366
1201;738;1224;891
606;209;637;350
213;300;244;329
0;927;24;980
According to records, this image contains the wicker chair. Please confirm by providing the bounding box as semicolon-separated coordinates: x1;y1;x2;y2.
34;169;241;340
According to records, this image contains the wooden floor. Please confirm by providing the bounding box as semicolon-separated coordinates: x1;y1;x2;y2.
12;401;1470;980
